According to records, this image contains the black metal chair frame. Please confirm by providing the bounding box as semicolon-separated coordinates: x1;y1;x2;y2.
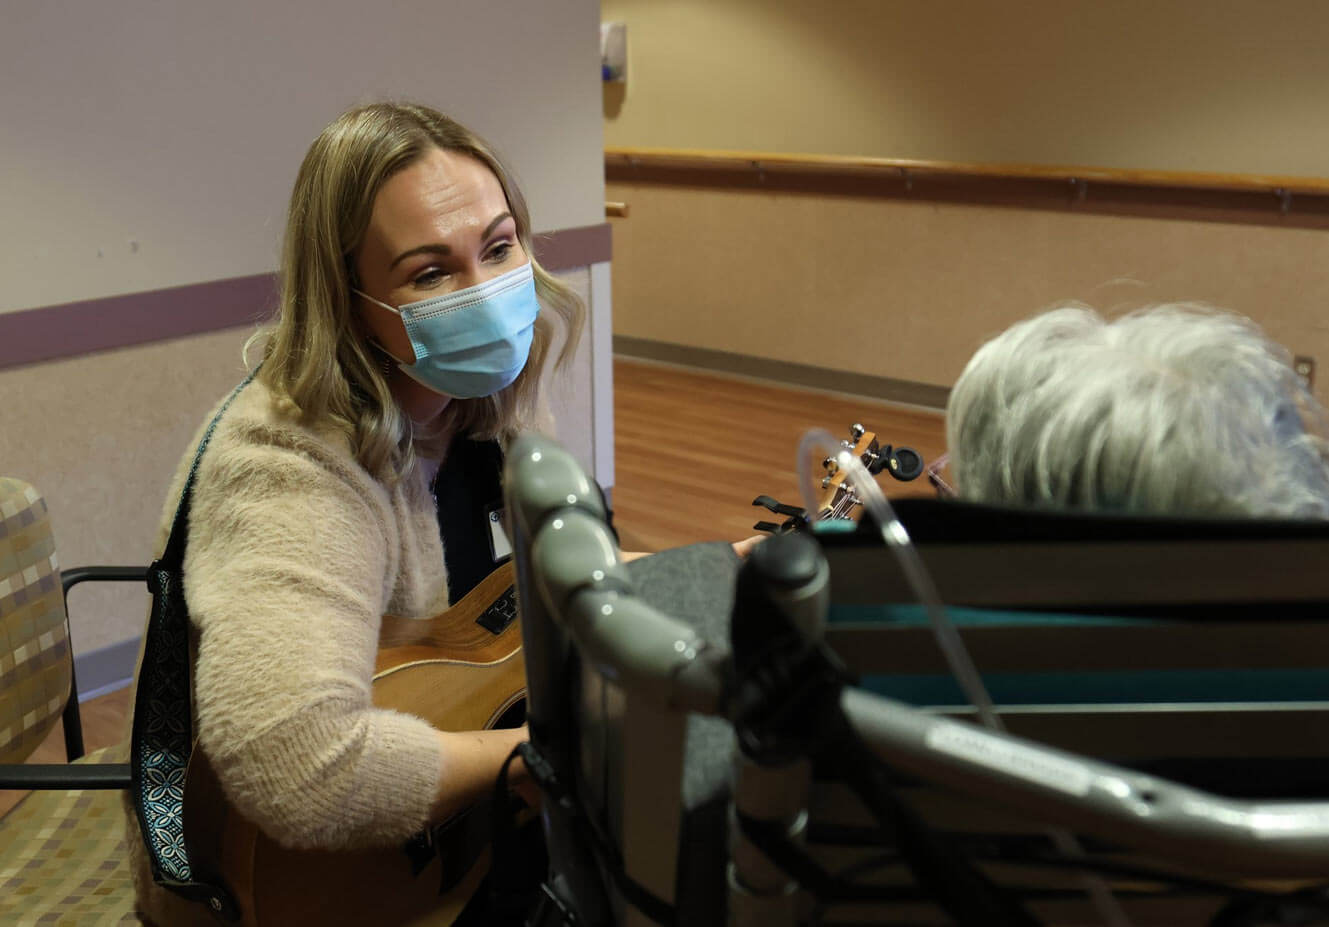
0;566;146;793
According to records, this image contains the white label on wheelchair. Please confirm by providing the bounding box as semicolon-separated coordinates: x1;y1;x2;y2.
926;724;1092;797
1248;803;1329;838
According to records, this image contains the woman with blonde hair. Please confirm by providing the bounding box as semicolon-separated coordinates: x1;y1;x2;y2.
128;101;580;925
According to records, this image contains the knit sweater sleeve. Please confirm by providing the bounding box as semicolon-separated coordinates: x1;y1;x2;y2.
184;417;443;851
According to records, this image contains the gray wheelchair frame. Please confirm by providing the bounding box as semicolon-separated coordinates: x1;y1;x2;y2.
506;433;1329;926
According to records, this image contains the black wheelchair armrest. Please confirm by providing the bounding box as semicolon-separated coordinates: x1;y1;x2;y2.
0;762;132;791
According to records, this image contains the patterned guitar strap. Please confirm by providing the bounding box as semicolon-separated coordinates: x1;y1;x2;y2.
131;371;257;922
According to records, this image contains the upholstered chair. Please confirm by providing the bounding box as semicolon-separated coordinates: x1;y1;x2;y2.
0;476;145;924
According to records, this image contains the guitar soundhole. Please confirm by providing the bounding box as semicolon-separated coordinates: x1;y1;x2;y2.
476;585;517;634
493;697;526;729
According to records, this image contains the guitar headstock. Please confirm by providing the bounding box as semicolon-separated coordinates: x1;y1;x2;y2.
752;423;926;533
815;423;878;521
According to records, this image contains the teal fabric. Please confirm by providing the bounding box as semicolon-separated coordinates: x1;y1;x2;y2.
854;668;1329;706
812;519;858;534
829;603;1150;628
829;604;1329;706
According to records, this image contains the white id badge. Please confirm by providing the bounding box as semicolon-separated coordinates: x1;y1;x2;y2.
487;505;512;562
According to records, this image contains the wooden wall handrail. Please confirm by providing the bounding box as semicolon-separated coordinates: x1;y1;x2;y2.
605;145;1329;200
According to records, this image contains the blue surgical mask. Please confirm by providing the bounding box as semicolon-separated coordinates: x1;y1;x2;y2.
355;262;540;399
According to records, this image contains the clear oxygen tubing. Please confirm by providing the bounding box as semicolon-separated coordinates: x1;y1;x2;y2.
796;429;1130;927
797;429;1002;730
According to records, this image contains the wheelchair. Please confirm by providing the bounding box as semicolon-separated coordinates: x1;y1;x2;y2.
504;433;1329;927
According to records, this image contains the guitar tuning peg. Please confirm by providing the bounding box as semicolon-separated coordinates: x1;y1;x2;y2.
820;476;832;489
822;457;838;474
867;444;891;475
849;423;865;441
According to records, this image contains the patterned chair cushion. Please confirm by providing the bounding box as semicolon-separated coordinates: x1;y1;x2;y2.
0;477;72;765
0;746;137;925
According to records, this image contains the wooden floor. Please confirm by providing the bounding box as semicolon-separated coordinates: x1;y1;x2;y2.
611;357;946;552
3;357;945;815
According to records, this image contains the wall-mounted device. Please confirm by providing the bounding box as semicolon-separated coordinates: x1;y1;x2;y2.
600;21;626;83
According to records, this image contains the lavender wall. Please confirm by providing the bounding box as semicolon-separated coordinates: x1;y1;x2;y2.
1;0;604;314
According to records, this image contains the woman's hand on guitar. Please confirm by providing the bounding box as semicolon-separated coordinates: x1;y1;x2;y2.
432;726;537;823
732;535;765;559
506;724;543;810
619;538;764;563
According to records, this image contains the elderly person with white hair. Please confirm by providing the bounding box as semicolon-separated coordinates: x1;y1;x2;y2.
944;304;1329;518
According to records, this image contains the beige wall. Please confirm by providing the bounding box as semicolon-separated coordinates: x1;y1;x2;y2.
607;178;1329;402
0;329;252;655
604;0;1329;404
602;0;1329;177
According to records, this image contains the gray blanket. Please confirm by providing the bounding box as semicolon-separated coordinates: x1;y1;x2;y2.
626;540;740;807
624;541;741;922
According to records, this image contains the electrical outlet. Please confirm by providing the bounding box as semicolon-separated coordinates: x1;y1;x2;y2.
1294;355;1316;389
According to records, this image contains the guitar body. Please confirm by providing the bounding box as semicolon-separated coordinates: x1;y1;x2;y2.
184;562;526;927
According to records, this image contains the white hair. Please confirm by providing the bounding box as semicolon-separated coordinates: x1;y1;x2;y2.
945;304;1329;518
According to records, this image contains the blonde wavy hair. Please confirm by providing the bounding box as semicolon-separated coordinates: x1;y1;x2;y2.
250;102;583;480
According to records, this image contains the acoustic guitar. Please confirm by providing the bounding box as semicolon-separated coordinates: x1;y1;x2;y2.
182;560;526;927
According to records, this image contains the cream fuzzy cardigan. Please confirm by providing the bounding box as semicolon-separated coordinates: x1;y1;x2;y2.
128;377;461;924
